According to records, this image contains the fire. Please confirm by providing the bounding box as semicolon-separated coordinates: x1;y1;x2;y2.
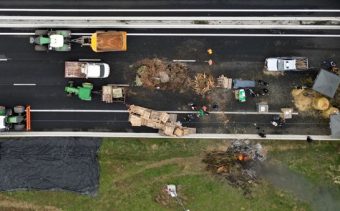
237;154;249;161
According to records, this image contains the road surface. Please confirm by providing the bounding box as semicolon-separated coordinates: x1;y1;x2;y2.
0;31;338;135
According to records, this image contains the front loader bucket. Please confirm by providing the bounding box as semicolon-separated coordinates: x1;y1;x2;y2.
25;106;31;131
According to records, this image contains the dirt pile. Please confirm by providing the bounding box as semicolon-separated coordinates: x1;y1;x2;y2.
134;58;192;92
202;140;266;198
192;73;215;95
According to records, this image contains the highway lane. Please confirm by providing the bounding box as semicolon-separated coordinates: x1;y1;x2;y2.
0;33;339;134
1;0;339;9
29;110;330;135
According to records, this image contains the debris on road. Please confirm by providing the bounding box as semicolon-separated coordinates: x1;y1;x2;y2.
128;105;196;137
216;75;232;89
192;73;215;95
202;140;266;197
134;58;191;92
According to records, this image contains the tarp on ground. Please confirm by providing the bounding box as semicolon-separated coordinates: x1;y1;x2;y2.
312;69;340;98
330;114;340;138
0;137;101;195
233;79;256;89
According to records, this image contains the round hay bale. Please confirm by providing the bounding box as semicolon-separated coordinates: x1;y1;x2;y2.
291;89;304;97
312;97;330;111
292;92;313;111
322;106;340;118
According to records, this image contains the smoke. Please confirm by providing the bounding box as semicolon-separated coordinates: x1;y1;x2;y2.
256;160;340;211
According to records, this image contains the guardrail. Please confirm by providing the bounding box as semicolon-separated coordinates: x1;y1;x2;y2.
0;16;339;29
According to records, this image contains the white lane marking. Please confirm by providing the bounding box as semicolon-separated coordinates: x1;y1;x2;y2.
0;16;339;21
78;58;101;61
0;8;339;13
0;32;340;38
30;109;298;115
173;60;197;62
13;83;36;86
0;132;337;141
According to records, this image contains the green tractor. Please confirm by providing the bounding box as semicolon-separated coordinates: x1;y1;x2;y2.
0;106;26;131
29;29;71;51
65;81;93;101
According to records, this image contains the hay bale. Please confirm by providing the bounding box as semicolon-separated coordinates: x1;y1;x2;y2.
312;97;330;111
291;89;313;111
322;106;340;118
291;89;304;97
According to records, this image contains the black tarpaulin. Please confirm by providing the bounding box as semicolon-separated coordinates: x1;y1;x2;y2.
0;137;101;195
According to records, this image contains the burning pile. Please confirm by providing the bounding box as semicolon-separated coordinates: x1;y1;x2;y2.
192;73;215;95
134;58;191;92
202;140;266;197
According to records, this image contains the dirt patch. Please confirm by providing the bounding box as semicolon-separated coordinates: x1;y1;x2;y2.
112;156;205;184
155;185;188;209
0;195;60;211
134;58;192;93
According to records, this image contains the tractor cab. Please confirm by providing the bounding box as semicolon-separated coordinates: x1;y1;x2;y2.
0;105;31;131
0;115;6;131
49;34;65;49
30;29;71;52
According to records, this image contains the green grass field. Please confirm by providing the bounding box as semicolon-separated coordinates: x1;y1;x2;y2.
0;139;339;211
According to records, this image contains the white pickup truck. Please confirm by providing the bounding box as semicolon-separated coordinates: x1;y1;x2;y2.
65;61;110;78
265;57;309;71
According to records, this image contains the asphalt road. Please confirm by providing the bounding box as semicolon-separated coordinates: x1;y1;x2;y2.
0;32;338;134
0;0;339;9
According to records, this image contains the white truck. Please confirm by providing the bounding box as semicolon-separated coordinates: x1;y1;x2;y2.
64;61;110;78
265;57;309;71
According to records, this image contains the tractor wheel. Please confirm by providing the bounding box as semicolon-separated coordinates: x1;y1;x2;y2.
56;30;72;38
35;30;48;35
14;105;25;114
68;81;74;87
34;45;48;51
82;83;93;89
14;124;25;131
0;106;5;115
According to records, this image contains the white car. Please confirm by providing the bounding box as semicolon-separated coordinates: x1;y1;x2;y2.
65;61;110;78
83;63;110;78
